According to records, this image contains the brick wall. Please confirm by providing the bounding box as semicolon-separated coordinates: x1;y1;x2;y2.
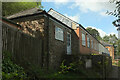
75;27;99;54
106;46;114;59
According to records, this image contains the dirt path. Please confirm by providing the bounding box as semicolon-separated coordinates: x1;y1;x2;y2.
107;65;119;79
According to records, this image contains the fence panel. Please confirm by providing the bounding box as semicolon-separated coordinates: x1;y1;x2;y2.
2;22;43;68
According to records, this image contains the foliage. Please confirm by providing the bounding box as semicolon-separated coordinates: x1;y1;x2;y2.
2;51;28;80
91;53;99;55
107;0;120;17
107;0;120;57
25;63;47;79
118;60;120;67
102;35;110;42
103;34;118;44
2;2;43;16
2;51;49;80
58;60;76;74
58;59;88;75
102;34;119;56
86;27;102;40
117;40;120;55
57;59;101;78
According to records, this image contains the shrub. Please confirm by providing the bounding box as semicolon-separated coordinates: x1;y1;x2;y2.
58;60;85;74
2;51;28;80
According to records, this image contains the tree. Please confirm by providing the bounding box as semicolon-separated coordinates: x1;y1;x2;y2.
107;0;120;17
2;2;43;16
103;34;118;44
117;40;120;55
107;0;120;57
103;35;110;42
86;27;102;40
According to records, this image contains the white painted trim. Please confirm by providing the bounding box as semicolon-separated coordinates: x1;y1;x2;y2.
67;32;71;55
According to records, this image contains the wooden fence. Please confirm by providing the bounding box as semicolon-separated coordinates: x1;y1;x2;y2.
2;21;44;68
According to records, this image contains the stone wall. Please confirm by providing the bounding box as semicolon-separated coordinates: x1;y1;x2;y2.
62;54;112;78
47;18;79;70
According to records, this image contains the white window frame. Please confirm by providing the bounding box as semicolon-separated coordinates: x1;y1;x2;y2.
55;26;64;41
67;32;71;55
82;33;86;46
87;36;90;48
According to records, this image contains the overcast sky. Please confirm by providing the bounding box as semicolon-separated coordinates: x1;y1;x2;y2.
42;0;118;38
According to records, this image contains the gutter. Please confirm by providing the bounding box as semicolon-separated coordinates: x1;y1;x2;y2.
1;17;22;29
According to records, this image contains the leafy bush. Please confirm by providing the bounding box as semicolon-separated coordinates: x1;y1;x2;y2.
25;64;47;79
57;59;101;78
58;60;85;74
2;51;28;80
58;60;75;74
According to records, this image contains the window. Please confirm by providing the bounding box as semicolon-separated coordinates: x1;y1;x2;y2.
55;27;63;41
96;43;98;51
94;42;98;50
67;33;71;46
91;40;93;49
82;33;86;46
87;36;90;48
94;42;96;50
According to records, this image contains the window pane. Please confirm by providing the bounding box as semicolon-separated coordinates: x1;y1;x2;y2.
82;33;86;46
87;36;90;48
91;40;93;49
55;27;63;41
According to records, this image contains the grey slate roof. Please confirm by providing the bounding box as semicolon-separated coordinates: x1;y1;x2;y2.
6;7;43;19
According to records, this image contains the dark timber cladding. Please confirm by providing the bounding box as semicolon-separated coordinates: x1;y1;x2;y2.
2;19;44;69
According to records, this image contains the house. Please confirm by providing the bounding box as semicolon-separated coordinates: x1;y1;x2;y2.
2;7;110;69
106;45;114;59
100;41;114;59
48;8;109;55
4;7;79;69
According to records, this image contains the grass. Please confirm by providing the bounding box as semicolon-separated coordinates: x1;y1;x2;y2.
39;68;102;80
118;61;120;67
112;59;120;67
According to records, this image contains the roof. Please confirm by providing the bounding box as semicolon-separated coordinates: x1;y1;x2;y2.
100;41;113;47
6;8;109;48
48;8;79;28
1;17;22;29
6;7;43;19
4;8;75;32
